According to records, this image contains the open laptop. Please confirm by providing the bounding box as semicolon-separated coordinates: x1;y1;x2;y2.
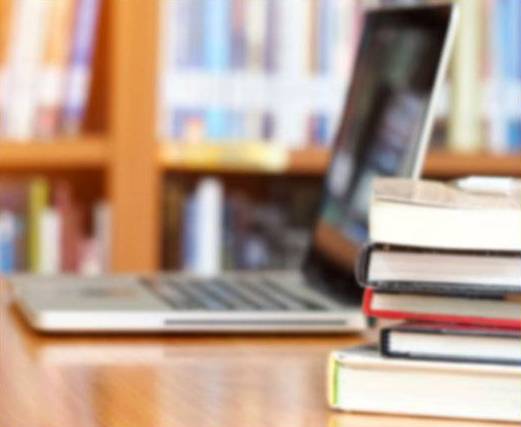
11;3;458;333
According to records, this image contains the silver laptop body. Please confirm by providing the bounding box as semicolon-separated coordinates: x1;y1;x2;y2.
11;3;458;333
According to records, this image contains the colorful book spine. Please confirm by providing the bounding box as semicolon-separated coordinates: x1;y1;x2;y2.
3;0;50;139
0;211;16;273
27;179;49;272
36;0;75;137
61;0;101;135
0;0;14;133
203;0;231;139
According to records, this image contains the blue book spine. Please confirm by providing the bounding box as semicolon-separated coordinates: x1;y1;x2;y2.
509;0;521;150
203;0;231;139
62;0;101;134
0;214;15;274
182;197;196;271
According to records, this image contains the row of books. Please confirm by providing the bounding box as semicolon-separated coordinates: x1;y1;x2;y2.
158;0;362;147
0;0;101;139
329;177;521;423
449;0;520;153
0;179;110;275
162;176;320;274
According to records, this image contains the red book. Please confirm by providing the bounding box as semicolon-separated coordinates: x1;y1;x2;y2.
363;289;521;330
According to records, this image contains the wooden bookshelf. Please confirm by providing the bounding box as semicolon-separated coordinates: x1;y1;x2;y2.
3;1;521;273
0;137;108;170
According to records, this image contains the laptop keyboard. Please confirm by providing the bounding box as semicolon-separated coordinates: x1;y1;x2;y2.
149;276;328;311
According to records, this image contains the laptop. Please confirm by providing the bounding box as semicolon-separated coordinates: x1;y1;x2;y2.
11;3;458;333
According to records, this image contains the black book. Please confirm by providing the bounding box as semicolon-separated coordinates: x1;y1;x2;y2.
356;244;521;297
381;322;521;366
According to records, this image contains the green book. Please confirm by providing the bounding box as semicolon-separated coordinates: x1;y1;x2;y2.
28;179;49;273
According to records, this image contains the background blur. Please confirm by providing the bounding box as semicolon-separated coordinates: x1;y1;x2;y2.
0;0;519;276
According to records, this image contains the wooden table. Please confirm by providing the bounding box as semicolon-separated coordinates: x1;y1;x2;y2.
0;284;511;427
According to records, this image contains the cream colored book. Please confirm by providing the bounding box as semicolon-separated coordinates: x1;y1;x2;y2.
328;345;521;422
369;177;521;251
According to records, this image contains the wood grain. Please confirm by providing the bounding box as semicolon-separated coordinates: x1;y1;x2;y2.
0;283;513;427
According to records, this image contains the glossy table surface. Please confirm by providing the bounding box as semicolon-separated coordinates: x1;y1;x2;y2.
0;282;512;427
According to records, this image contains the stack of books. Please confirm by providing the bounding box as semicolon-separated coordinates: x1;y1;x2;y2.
0;179;110;275
329;177;521;423
0;0;101;139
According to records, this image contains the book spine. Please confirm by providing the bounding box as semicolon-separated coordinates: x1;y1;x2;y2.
3;0;50;139
39;207;61;274
158;0;177;138
0;211;16;274
448;0;483;152
36;0;75;138
192;178;224;276
93;200;110;273
0;0;14;134
203;0;231;139
61;0;101;135
28;179;49;273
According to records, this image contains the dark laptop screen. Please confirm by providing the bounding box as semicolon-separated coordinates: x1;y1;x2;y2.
304;5;453;300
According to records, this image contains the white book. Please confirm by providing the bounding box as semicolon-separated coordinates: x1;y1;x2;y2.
244;0;267;140
370;177;521;251
94;201;111;273
273;0;311;147
193;178;224;277
3;0;50;139
328;345;521;422
39;207;62;274
157;0;177;138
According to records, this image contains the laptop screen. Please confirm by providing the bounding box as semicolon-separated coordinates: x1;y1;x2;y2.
304;4;455;300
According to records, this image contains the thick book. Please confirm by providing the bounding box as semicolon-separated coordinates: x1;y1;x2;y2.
357;244;521;296
381;322;521;366
369;177;521;251
328;345;521;422
363;289;521;329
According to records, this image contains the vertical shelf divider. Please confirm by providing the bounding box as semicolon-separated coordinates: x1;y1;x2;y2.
108;0;160;272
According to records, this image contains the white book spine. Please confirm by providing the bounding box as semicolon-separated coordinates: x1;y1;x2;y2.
273;0;311;147
157;0;177;138
39;207;62;275
3;0;50;139
193;178;224;277
94;201;111;273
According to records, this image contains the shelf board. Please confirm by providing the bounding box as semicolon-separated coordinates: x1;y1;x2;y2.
160;143;521;177
424;150;521;177
0;136;108;170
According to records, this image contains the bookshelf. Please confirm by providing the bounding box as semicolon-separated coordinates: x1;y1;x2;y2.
2;1;520;273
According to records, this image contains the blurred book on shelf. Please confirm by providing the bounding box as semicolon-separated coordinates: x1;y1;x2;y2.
0;0;101;140
162;176;321;274
158;0;521;154
158;0;362;147
0;178;110;275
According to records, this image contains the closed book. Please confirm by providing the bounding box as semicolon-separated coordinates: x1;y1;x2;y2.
363;288;521;329
3;0;50;138
0;211;16;273
357;244;521;296
61;0;101;135
27;179;49;273
38;207;61;274
36;0;75;137
369;177;521;251
381;322;521;366
328;345;521;422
